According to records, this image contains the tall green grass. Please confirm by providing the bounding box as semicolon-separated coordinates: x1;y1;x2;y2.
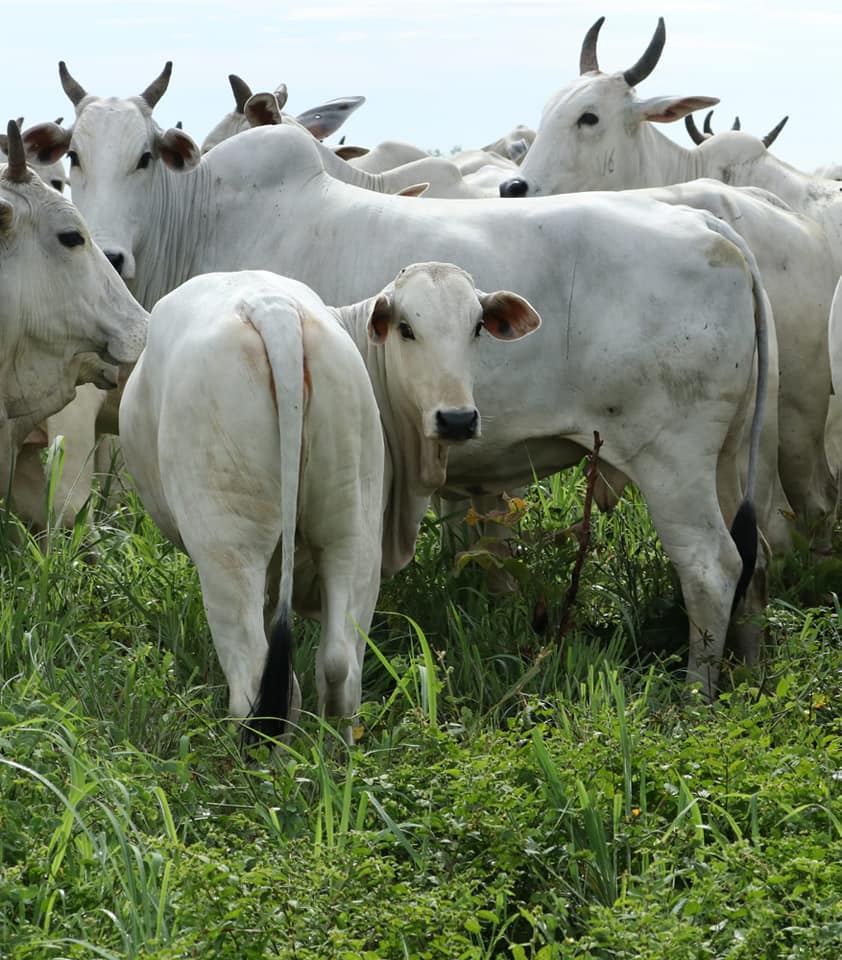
1;460;840;957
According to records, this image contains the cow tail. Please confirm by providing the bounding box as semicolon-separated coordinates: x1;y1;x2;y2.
703;216;769;609
247;297;305;742
708;216;771;609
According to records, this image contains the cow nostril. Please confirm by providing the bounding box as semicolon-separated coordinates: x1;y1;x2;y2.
105;251;125;275
436;409;479;441
499;177;529;198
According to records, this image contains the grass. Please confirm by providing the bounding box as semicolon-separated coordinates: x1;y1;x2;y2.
0;458;840;958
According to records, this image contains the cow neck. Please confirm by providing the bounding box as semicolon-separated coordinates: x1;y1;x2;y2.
635;123;706;188
313;140;391;194
332;299;436;578
133;162;214;309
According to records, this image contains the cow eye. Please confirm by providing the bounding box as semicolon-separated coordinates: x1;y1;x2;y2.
577;112;599;127
136;151;152;170
57;230;85;248
398;321;415;341
67;150;80;168
50;179;65;192
474;321;483;338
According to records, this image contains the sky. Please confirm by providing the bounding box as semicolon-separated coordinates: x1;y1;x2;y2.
3;1;841;171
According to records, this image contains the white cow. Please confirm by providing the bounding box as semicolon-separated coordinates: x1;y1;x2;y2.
0;120;147;506
201;73;365;153
498;16;841;551
121;264;539;738
26;63;778;696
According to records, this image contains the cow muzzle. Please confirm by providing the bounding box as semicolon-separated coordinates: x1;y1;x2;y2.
499;177;529;198
435;408;480;442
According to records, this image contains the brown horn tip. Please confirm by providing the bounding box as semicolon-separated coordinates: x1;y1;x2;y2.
59;61;88;107
3;119;30;182
685;114;706;146
229;74;252;114
623;17;666;88
579;16;605;74
762;115;788;148
141;62;173;109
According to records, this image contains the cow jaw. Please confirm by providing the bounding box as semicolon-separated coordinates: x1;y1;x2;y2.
419;435;448;490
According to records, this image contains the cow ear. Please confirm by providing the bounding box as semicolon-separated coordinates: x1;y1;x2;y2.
367;293;393;344
397;182;429;198
158;127;201;171
245;92;283;128
0;199;15;235
334;144;369;161
635;94;719;124
22;122;72;164
273;84;289;112
479;290;542;340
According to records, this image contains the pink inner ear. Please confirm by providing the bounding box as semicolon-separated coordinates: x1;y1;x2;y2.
482;293;540;340
368;296;391;343
645;96;719;125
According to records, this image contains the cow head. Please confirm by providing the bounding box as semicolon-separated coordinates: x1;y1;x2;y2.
22;62;201;283
0;120;148;422
365;262;541;489
499;16;718;196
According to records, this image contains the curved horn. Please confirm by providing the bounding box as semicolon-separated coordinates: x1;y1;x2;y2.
140;62;173;108
731;116;741;131
59;61;88;106
4;119;29;181
579;16;605;74
762;115;788;148
703;110;715;135
684;114;706;146
229;74;252;114
623;17;666;88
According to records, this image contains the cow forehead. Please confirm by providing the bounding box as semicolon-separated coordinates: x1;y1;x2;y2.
393;263;479;324
73;97;153;153
542;72;629;126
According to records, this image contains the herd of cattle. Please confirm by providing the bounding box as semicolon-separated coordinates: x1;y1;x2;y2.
3;16;841;742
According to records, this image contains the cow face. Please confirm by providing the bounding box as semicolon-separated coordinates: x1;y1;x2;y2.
0;128;148;422
22;63;200;285
500;17;717;197
366;262;541;488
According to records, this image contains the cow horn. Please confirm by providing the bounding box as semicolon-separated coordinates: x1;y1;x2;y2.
731;116;741;131
229;74;252;114
623;17;666;88
703;110;715;135
762;115;788;148
579;16;605;74
4;119;30;181
59;61;88;106
685;114;706;145
140;62;173;108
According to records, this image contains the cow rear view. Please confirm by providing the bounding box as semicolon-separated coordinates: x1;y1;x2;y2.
120;271;385;743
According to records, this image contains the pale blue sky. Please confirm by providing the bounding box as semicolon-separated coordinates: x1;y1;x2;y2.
4;1;841;170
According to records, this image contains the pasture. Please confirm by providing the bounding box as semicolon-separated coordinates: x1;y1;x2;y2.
1;450;840;959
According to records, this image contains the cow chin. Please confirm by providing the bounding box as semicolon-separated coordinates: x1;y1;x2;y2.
419;439;448;491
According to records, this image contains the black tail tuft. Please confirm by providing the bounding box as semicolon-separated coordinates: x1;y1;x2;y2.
729;498;757;611
244;605;294;747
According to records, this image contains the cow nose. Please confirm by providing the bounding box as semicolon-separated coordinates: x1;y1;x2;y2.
499;177;529;198
105;251;125;275
435;409;479;441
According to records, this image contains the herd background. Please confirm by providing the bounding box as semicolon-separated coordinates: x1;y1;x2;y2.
5;1;841;172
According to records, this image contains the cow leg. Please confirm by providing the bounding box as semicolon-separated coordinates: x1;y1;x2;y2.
45;384;107;528
632;453;745;699
190;543;294;727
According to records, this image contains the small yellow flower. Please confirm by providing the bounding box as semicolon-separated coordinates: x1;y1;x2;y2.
465;507;482;526
631;807;641;819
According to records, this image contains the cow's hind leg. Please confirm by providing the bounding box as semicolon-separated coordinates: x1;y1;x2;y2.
633;454;746;700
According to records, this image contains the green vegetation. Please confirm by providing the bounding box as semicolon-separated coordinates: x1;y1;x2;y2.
1;453;840;958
